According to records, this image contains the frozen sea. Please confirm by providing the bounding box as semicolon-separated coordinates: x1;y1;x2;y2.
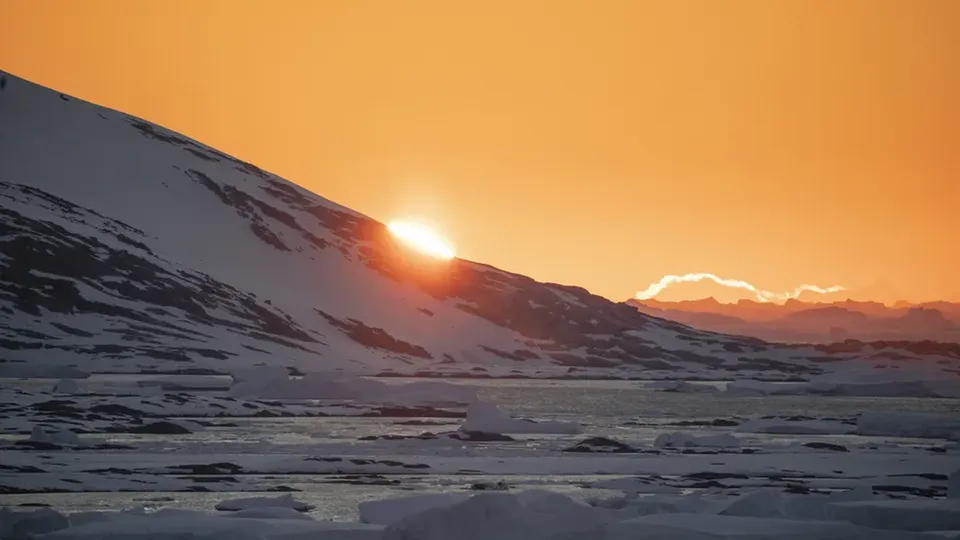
2;377;958;524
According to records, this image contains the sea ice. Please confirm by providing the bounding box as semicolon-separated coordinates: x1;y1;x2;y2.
459;401;581;434
856;411;960;441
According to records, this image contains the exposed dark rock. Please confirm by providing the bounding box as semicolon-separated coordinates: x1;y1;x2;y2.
564;437;637;453
364;406;464;418
168;462;244;475
471;481;509;491
328;474;400;486
685;472;749;481
315;310;431;359
451;431;515;442
803;442;849;452
666;419;740;427
88;404;145;417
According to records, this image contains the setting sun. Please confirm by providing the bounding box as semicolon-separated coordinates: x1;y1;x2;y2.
387;220;456;260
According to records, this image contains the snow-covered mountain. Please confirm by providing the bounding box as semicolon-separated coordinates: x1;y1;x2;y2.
2;71;958;379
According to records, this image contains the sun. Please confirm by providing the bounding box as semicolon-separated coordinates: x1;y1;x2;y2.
387;220;456;260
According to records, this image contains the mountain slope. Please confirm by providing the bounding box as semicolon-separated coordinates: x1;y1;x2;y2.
1;71;957;380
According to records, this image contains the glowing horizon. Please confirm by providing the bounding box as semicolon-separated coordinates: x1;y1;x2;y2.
387;220;456;260
636;273;845;304
3;2;956;304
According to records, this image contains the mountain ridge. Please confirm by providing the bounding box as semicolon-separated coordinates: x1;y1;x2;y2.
629;296;960;344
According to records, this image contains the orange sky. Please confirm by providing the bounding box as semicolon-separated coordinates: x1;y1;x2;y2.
3;0;958;303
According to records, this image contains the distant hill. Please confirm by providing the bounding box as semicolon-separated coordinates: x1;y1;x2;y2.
628;297;960;344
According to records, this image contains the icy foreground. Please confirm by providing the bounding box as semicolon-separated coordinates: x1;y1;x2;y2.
5;488;960;539
3;70;960;384
2;373;959;538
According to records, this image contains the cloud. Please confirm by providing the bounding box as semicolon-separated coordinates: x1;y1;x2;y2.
635;273;845;303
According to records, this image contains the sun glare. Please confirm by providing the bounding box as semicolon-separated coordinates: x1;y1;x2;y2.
387;220;456;260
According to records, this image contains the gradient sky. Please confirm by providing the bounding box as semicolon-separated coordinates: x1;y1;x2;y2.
3;0;958;303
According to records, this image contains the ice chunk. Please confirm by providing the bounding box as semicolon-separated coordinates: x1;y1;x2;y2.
215;493;314;512
0;507;70;539
459;401;581;434
53;378;80;394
